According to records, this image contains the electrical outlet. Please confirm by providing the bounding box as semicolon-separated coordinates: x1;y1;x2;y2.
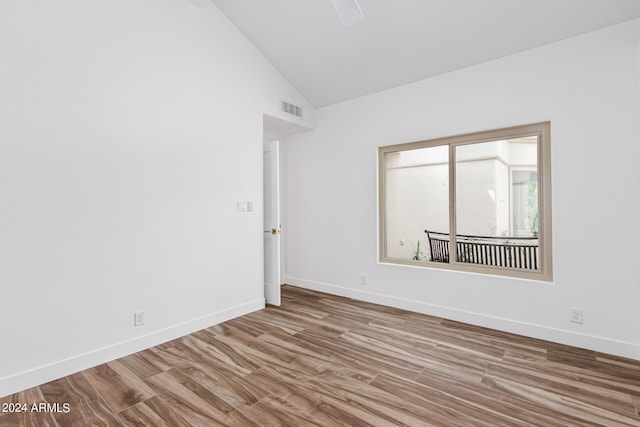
570;308;583;324
134;311;145;327
360;275;367;286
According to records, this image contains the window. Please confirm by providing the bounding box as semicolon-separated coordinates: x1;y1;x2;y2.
378;122;552;281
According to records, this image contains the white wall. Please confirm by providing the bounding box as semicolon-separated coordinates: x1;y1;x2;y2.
0;0;313;397
283;20;640;359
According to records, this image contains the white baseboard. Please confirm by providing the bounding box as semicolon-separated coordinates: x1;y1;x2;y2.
0;298;265;398
285;276;640;361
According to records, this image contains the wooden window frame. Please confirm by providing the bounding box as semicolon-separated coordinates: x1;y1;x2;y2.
378;122;553;282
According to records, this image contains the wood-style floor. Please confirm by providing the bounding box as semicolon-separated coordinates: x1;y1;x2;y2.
2;285;640;426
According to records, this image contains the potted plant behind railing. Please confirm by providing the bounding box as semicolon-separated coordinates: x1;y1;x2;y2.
530;211;539;237
411;239;428;261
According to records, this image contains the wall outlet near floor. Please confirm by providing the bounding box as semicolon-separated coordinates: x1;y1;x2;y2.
570;308;583;324
134;311;145;327
360;275;367;286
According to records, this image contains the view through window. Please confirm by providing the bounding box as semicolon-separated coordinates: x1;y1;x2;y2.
379;123;552;281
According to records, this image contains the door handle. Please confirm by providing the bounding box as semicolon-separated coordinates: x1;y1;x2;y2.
264;228;280;234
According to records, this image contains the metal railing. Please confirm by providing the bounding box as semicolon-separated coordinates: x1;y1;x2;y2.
424;230;539;270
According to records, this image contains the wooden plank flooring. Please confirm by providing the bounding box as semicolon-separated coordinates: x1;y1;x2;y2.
2;285;640;426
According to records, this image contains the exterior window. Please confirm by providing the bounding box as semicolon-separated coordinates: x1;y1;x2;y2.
378;122;552;281
511;168;538;237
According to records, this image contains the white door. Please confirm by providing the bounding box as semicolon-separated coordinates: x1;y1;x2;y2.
263;140;281;306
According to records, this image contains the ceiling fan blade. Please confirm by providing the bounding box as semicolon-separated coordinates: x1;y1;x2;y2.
331;0;364;28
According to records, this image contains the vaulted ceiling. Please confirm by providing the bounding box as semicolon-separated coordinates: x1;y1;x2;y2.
211;0;640;108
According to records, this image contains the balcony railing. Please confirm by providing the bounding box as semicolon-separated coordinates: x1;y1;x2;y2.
424;230;539;270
